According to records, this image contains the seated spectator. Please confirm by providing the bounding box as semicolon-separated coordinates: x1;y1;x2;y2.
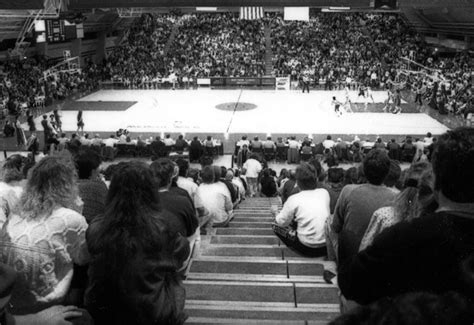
150;158;198;240
150;136;166;160
228;169;245;201
401;137;415;162
338;127;474;306
359;161;435;251
387;138;400;161
251;136;262;151
383;159;402;194
272;163;330;257
323;135;335;150
85;161;189;324
0;155;28;226
326;167;345;214
0;155;89;314
163;134;175;147
174;134;188;152
175;158;198;202
260;168;277;197
195;166;233;228
90;134;103;147
281;169;297;204
189;136;203;162
330;149;396;266
75;149;108;223
217;166;238;206
263;136;276;150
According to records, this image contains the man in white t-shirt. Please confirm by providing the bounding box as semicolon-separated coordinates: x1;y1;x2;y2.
243;154;262;197
323;135;336;150
272;163;330;257
196;166;233;227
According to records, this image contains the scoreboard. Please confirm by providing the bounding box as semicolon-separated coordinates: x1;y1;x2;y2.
46;20;66;43
35;19;84;44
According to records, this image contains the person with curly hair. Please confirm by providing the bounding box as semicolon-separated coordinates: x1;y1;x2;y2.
0;154;89;314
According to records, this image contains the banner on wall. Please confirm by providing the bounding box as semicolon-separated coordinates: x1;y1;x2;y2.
284;7;309;21
276;76;290;90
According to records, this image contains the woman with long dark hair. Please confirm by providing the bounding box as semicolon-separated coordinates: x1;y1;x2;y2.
85;161;189;325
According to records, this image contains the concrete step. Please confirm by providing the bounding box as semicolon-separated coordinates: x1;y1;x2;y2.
201;245;283;259
186;305;338;323
186;317;306;324
228;222;272;229
232;213;273;218
185;280;295;303
185;304;338;323
216;228;275;236
233;216;273;222
210;235;279;246
187;260;326;283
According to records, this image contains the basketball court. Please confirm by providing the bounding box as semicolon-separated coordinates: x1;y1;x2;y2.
30;89;448;139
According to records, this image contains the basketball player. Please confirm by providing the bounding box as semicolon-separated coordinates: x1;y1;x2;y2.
382;88;393;113
302;71;310;93
332;96;343;117
364;86;375;111
344;85;354;113
391;89;402;114
357;84;366;99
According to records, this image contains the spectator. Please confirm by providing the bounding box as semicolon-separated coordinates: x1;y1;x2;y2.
189;136;203;162
330;149;396;265
281;169;297;204
175;158;198;202
387;138;400;161
360;161;435;251
338;127;474;306
326;167;345;214
174;134;188;152
0;155;28;226
243;153;262;197
85;161;189;324
75;149;108;223
0;155;89;314
237;144;250;168
383;159;402;193
260;168;277;197
195;166;233;228
272;163;330;257
217;166;238;206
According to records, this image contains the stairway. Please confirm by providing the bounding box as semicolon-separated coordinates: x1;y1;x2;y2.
184;198;340;324
263;24;274;76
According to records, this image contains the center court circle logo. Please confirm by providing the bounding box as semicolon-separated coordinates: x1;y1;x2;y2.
216;102;257;111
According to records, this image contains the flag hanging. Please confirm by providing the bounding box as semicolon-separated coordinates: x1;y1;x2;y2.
240;7;264;20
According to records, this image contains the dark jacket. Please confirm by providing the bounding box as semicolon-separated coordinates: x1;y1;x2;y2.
338;211;474;305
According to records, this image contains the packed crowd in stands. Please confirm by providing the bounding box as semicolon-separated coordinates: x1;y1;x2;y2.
103;14;175;86
271;13;382;88
166;13;266;77
0;126;473;324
